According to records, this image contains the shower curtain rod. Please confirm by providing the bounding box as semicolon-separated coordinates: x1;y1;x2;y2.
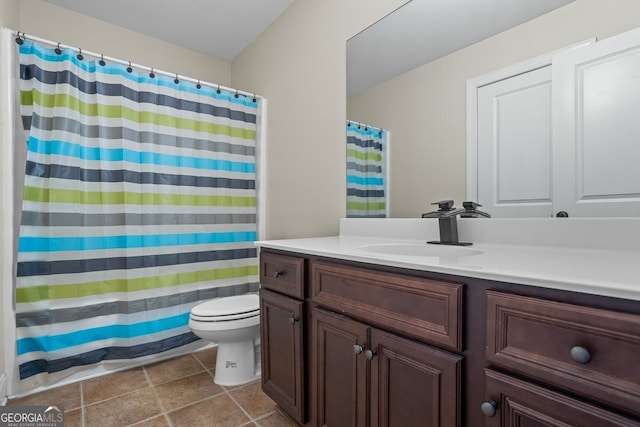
15;31;262;100
347;120;383;133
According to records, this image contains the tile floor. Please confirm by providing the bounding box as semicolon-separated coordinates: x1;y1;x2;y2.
7;347;298;427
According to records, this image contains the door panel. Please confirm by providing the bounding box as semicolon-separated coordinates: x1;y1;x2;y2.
370;329;462;427
260;288;305;424
312;307;369;427
483;369;640;427
477;65;553;218
553;26;640;217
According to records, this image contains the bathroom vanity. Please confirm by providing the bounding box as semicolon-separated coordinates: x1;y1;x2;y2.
257;219;640;426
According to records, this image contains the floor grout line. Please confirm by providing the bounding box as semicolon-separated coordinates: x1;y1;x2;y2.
79;382;85;427
224;387;256;426
143;366;171;427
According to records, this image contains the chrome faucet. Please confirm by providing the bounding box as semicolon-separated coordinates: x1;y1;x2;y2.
422;200;490;246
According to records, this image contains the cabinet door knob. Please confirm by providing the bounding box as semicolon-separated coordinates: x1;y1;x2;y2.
353;344;364;354
364;349;376;360
288;316;298;324
273;270;283;278
480;400;498;417
570;345;591;364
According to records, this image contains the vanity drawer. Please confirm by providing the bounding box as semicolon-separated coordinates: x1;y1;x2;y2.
311;260;463;351
260;251;305;299
486;290;640;417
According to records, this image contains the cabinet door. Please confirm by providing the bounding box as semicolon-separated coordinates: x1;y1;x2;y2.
260;288;305;424
553;26;640;217
482;369;640;427
370;329;462;427
312;307;369;427
477;65;553;218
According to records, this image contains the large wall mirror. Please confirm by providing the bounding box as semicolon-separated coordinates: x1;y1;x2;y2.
347;0;640;218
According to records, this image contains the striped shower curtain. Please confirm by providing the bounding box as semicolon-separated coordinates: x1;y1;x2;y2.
346;122;387;217
15;39;259;390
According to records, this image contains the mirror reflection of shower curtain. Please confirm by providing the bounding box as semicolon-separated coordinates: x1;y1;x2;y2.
14;37;260;392
346;121;388;218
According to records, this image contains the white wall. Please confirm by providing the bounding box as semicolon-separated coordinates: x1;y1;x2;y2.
348;0;640;218
232;0;409;239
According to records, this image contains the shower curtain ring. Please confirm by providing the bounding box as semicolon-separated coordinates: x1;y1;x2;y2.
55;43;62;55
149;68;155;78
174;74;179;84
99;54;105;66
234;90;239;99
196;79;201;89
15;31;24;45
217;85;221;94
76;48;83;61
127;62;133;73
252;93;257;103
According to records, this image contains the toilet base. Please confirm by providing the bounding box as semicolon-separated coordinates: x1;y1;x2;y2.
213;339;261;386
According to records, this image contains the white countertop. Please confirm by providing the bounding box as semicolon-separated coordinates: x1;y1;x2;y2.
256;218;640;301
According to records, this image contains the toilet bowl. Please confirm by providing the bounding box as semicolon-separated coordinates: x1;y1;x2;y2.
189;294;261;386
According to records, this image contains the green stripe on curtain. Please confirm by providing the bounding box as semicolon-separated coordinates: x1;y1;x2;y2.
346;121;387;218
16;38;260;390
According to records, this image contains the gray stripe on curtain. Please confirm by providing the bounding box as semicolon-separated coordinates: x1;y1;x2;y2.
16;282;260;327
24;161;256;189
21;65;257;123
21;211;257;227
29;114;256;156
346;161;383;173
17;248;258;277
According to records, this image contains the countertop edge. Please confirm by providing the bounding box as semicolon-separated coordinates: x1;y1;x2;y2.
255;236;640;302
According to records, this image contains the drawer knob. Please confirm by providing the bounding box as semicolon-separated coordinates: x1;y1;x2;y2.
480;400;498;417
570;345;591;364
273;270;284;278
353;344;364;354
288;316;298;324
364;349;376;360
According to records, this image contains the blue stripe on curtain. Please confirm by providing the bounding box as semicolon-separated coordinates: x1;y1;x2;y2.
346;122;387;218
16;39;259;389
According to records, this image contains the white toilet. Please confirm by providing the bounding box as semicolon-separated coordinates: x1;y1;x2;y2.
189;294;261;386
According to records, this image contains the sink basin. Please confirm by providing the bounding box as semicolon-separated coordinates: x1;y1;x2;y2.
360;243;482;257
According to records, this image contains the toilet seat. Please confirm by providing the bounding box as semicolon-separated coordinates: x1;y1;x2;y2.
190;294;259;323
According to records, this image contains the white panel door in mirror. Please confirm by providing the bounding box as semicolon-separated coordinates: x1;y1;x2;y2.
554;27;640;217
477;66;552;218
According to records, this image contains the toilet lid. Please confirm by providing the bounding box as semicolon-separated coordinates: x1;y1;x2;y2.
191;294;259;319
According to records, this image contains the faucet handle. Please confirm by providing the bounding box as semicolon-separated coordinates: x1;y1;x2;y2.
432;200;455;211
461;201;491;218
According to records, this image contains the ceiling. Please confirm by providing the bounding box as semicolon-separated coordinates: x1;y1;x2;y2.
43;0;296;61
347;0;576;95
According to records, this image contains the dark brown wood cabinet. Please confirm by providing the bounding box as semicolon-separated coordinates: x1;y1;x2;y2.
483;290;640;426
312;307;369;427
309;259;463;427
259;248;640;426
483;369;640;427
260;288;305;424
259;252;307;424
370;328;461;427
311;307;462;427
